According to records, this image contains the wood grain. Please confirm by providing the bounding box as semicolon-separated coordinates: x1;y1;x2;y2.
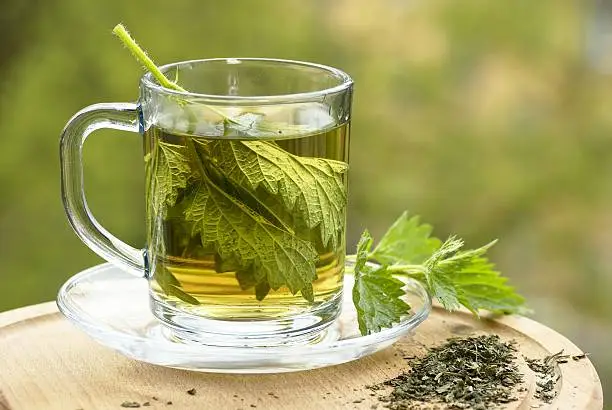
0;303;603;410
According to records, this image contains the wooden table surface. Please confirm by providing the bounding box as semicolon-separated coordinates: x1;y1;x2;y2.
0;302;603;410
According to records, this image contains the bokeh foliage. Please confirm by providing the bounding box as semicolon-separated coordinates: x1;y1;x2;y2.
1;0;611;399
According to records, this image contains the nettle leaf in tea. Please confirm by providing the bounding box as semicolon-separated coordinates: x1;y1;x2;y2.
113;24;527;334
156;265;201;305
181;161;319;301
196;139;348;248
147;142;191;215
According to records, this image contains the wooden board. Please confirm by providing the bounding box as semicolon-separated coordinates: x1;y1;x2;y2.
0;302;603;410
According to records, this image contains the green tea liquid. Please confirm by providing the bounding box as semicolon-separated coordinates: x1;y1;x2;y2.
143;123;349;319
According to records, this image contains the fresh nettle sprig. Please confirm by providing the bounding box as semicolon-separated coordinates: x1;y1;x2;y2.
351;212;528;335
112;24;527;336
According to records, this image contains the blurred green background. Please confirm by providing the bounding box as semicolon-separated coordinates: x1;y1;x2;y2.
1;0;610;400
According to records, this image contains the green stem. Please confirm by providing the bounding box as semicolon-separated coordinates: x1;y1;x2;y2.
346;254;426;275
346;254;428;282
112;24;237;123
387;264;427;274
113;24;186;92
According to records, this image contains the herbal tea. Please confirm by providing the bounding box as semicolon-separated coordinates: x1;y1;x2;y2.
144;121;349;319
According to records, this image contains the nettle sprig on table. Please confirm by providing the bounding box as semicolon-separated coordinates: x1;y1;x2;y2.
113;24;527;337
351;212;527;335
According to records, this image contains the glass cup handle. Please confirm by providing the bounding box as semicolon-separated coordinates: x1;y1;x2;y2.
60;103;145;278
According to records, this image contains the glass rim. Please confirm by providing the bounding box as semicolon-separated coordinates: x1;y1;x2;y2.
141;58;353;104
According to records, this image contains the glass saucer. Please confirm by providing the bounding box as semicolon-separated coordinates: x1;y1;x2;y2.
57;262;431;373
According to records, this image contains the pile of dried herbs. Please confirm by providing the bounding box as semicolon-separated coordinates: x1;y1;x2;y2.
377;335;523;409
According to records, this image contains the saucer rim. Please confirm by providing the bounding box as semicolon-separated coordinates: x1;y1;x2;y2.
57;260;432;356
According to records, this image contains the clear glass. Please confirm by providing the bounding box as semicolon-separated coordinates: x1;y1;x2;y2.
60;58;353;346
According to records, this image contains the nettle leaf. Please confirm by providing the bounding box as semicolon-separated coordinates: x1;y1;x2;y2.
424;238;526;315
453;257;527;315
183;178;318;301
353;230;411;335
195;139;348;248
421;236;465;310
355;229;373;273
235;268;273;301
156;266;200;305
151;141;191;214
372;212;441;265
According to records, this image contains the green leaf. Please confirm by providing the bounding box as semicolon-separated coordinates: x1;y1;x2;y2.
453;256;528;315
183;177;318;301
355;229;373;274
422;237;526;314
235;268;273;301
372;211;441;265
195;139;348;248
156;266;201;305
420;236;465;310
255;281;272;301
151;141;191;214
352;230;411;335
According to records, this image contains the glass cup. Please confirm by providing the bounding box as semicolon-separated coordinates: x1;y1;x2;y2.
60;58;353;346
